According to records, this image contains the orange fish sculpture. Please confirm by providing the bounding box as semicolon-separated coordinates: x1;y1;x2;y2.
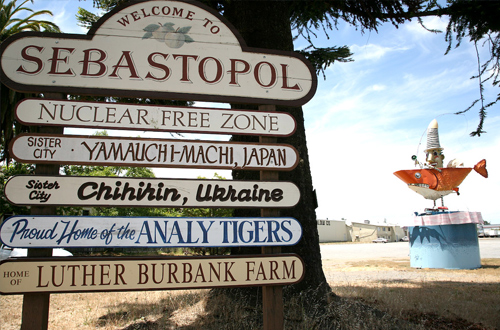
394;119;488;202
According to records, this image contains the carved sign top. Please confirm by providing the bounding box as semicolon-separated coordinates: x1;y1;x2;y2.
0;0;316;106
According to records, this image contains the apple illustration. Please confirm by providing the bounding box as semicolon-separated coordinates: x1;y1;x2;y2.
165;30;186;48
151;26;170;42
143;23;194;49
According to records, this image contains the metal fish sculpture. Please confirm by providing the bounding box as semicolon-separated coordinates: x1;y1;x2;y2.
394;119;488;203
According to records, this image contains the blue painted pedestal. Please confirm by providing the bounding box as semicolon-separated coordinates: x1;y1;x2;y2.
409;223;481;269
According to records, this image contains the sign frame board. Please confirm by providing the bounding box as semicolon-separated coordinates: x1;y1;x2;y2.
0;216;303;248
0;0;316;106
0;254;304;294
15;99;297;137
10;133;299;171
4;175;301;208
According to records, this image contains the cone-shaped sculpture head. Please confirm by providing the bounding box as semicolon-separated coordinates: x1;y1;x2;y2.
424;119;445;167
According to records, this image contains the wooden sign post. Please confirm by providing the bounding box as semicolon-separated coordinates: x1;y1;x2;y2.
21;93;64;330
259;104;283;330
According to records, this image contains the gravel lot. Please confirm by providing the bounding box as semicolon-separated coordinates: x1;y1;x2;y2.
320;238;500;283
320;238;500;261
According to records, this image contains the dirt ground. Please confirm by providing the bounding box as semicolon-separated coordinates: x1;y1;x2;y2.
318;240;499;329
321;239;500;285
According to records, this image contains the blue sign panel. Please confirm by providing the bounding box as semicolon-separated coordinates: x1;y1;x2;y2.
0;216;302;248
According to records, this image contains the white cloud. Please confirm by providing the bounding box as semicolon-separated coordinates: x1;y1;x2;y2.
369;84;387;91
349;43;410;62
404;16;449;38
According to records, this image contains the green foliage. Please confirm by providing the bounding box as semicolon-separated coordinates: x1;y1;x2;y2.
75;7;99;29
179;173;233;219
76;0;128;29
0;0;59;41
62;164;122;177
444;0;500;47
0;84;35;162
288;0;439;76
297;46;353;79
179;173;232;256
0;0;60;162
61;164;176;217
58;130;174;217
91;0;127;12
0;162;34;219
289;0;435;39
290;0;420;79
123;166;155;178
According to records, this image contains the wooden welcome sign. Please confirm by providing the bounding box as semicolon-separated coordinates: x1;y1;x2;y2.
0;0;316;106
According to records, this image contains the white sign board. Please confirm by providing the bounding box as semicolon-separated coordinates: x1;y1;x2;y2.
0;216;302;248
0;254;304;294
0;0;316;106
16;99;297;137
10;133;298;171
4;175;301;208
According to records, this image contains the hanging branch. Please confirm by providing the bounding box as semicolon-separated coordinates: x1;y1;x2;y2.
455;41;491;136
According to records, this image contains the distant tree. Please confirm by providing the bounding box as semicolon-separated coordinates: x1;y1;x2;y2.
0;0;59;41
0;162;34;220
60;131;181;217
0;0;60;162
61;163;170;216
61;160;181;218
179;173;233;219
180;173;233;256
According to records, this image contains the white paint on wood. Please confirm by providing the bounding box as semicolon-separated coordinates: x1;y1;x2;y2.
10;133;299;170
0;254;304;294
4;175;301;208
16;99;296;136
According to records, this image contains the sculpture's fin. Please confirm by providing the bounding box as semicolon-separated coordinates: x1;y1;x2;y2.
474;159;488;178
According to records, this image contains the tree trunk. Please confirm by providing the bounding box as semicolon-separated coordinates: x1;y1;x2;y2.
221;0;331;300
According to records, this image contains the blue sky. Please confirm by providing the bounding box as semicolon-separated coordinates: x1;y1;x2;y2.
26;1;499;224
